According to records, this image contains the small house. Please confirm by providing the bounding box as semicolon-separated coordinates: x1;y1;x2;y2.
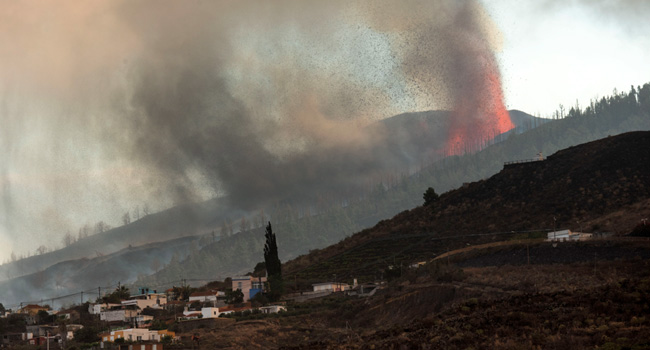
189;291;219;303
232;276;267;302
259;305;286;314
312;282;350;293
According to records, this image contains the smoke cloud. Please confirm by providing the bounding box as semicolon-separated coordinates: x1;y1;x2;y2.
0;0;508;257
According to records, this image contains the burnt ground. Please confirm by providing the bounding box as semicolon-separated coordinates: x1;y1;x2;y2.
177;240;650;350
455;239;650;267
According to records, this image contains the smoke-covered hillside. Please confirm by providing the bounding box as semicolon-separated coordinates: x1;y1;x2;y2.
136;83;650;289
1;82;648;306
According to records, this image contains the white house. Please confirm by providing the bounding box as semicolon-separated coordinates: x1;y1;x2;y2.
121;292;167;310
312;282;350;293
201;307;222;319
189;291;220;303
547;229;576;241
259;305;286;314
99;328;175;343
547;229;592;242
89;303;121;315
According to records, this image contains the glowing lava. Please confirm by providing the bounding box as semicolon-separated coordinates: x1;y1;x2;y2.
445;58;515;156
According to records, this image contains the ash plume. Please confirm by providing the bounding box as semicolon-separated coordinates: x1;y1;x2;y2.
0;0;509;254
118;0;510;208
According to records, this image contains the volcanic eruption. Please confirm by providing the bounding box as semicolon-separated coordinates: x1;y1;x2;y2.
1;0;517;253
438;2;515;156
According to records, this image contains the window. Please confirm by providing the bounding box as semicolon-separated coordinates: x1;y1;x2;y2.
237;282;242;290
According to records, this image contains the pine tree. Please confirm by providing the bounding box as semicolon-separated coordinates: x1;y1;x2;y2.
423;187;439;206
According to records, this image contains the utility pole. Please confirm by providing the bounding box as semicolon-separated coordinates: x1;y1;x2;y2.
527;244;530;265
80;291;83;305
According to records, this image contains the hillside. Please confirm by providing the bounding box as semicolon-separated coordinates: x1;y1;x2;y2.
284;131;650;282
0;197;246;281
3;83;649;306
174;241;650;350
0;236;199;308
138;85;649;289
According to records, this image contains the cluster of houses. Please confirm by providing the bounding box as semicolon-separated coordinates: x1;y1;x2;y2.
1;304;83;346
0;275;292;348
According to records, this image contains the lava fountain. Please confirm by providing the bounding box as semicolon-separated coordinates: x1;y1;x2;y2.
443;4;515;156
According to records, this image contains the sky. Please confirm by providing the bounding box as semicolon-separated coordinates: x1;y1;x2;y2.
486;0;650;116
0;0;649;262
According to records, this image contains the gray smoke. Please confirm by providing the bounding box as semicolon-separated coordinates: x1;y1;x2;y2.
117;0;504;209
0;0;504;256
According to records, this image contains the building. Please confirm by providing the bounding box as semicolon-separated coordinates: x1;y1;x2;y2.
99;328;175;343
26;325;59;338
122;291;167;310
89;303;121;315
189;290;220;303
56;309;80;322
17;304;48;316
312;282;350;293
114;343;164;350
200;307;221;319
232;276;267;302
547;229;593;242
100;308;139;323
259;305;286;314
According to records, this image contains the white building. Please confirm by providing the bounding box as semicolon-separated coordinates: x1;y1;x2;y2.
100;309;139;323
547;229;593;242
121;293;167;310
100;328;174;343
189;291;222;303
259;305;286;314
201;307;222;319
89;303;121;315
312;282;350;293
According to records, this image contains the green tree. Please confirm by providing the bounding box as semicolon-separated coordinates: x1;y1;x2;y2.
225;289;244;304
263;222;283;301
74;325;100;343
171;285;193;301
423;187;439;206
101;285;130;303
37;310;52;324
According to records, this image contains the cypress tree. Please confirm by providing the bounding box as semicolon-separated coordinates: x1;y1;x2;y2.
264;222;283;301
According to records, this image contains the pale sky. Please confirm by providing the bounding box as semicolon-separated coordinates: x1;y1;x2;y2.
484;1;650;116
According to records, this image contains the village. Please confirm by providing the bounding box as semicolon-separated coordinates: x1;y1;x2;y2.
0;226;602;350
0;270;385;349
